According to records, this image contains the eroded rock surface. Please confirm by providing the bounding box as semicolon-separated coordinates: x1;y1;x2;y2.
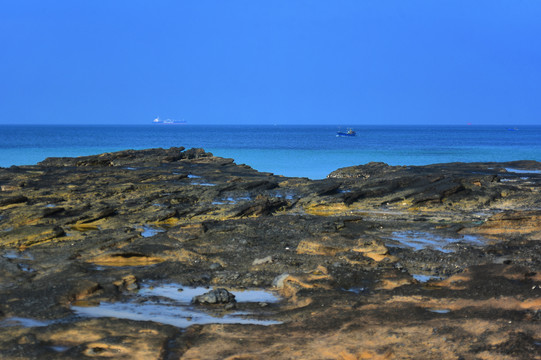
0;147;540;359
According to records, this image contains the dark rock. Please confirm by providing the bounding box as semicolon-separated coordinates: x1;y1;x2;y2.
181;148;209;160
0;195;28;207
37;147;213;167
68;280;102;302
312;182;342;196
327;162;399;179
42;206;65;217
78;206;116;223
192;288;236;305
233;197;288;217
237;180;278;191
0;225;65;246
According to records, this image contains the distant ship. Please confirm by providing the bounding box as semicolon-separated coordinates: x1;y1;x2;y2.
152;117;186;125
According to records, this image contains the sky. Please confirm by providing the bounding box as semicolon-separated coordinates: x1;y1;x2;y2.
1;1;540;126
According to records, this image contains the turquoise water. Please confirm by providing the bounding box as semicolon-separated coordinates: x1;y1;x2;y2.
1;125;540;179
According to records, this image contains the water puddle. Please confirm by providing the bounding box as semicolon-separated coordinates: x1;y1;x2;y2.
342;287;366;294
271;191;295;200
505;168;541;174
2;250;36;272
428;309;451;314
0;317;53;328
502;177;532;182
49;346;70;352
140;226;165;238
2;250;33;260
412;274;442;283
17;264;35;272
72;283;281;328
212;196;252;205
191;182;216;186
185;174;215;186
140;284;280;303
387;231;485;253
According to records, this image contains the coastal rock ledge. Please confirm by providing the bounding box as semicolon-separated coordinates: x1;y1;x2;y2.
0;147;540;359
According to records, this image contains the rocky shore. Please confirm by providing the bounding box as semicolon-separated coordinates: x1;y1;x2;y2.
0;147;540;359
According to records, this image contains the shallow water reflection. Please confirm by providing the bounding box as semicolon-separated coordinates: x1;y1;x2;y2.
49;345;70;352
428;309;451;314
191;182;216;186
505;168;541;174
72;284;281;328
140;226;165;238
342;287;366;294
270;190;296;200
0;317;53;327
2;250;33;260
412;274;442;283
212;196;252;205
387;231;485;253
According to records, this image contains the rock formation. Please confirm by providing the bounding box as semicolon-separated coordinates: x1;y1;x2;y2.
0;147;539;359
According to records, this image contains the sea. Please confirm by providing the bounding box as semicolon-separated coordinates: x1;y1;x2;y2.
1;125;540;179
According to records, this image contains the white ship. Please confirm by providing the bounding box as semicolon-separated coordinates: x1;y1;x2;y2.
153;117;186;125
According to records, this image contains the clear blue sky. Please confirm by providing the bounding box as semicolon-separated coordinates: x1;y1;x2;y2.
1;1;540;125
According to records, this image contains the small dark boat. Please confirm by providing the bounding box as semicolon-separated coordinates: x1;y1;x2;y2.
336;128;356;137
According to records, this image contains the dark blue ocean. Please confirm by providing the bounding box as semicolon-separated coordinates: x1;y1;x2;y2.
1;125;540;179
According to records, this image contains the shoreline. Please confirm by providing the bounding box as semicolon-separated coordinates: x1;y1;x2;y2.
2;125;541;178
1;147;540;359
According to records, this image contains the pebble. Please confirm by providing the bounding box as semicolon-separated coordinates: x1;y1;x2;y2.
252;255;273;266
